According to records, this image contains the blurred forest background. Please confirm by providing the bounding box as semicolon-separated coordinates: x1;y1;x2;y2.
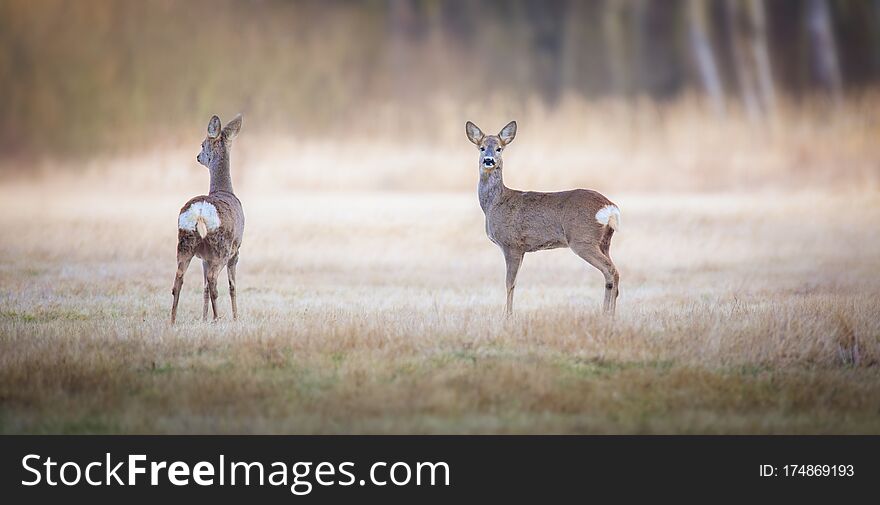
1;0;879;190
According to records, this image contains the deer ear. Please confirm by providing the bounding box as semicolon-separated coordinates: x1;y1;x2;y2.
465;121;484;146
222;114;242;140
207;115;222;139
499;121;517;145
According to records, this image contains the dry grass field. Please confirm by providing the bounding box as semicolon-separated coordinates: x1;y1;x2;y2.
1;156;879;433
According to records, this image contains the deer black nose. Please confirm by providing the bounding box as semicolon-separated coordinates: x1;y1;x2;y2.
483;158;495;166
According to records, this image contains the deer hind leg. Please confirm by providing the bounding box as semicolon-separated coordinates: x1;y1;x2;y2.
227;252;239;321
171;251;195;324
503;248;525;316
570;242;619;315
205;261;223;321
227;252;240;321
201;259;210;322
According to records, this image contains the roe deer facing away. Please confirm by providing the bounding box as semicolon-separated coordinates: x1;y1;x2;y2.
171;114;244;324
465;121;621;316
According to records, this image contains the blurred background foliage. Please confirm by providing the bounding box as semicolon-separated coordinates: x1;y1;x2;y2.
1;0;879;159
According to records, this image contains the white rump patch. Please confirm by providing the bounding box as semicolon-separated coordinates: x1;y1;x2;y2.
178;201;221;237
595;204;621;231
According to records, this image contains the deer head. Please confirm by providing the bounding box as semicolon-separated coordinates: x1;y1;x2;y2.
465;121;517;174
197;114;242;168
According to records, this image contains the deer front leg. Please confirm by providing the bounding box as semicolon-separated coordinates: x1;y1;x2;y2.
170;253;194;324
503;248;524;316
227;252;239;321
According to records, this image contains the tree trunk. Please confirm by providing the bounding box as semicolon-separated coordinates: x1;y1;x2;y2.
602;0;630;97
560;0;588;95
387;0;418;100
746;0;776;113
688;0;725;115
806;0;843;102
725;0;760;120
631;0;649;96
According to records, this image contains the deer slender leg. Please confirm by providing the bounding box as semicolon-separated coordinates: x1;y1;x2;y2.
206;262;223;321
201;259;210;322
503;248;525;316
227;252;239;321
570;243;619;315
170;252;195;324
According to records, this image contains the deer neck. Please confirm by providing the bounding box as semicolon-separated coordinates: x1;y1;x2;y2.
208;151;234;194
478;167;505;214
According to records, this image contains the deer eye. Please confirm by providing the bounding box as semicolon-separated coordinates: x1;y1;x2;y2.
496;147;502;153
480;147;485;152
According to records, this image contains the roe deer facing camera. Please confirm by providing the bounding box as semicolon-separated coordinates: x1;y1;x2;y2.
171;114;244;324
465;121;621;316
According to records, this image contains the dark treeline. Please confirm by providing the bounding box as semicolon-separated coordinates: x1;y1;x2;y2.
1;0;878;157
397;0;878;110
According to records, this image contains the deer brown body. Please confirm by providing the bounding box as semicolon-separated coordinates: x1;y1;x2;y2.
171;114;244;323
466;121;621;315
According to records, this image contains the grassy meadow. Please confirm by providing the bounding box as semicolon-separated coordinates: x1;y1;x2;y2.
1;100;880;434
